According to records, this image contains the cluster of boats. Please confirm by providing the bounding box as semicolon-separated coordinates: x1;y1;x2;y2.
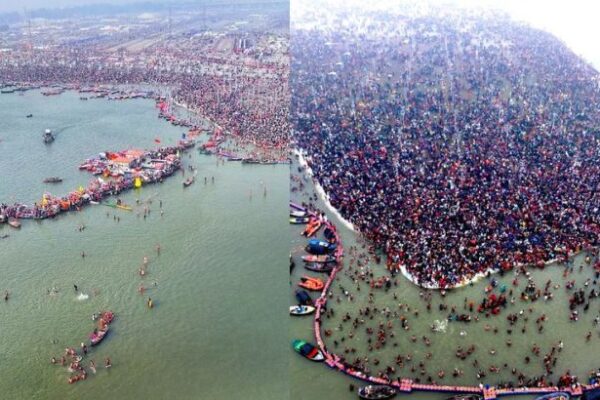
0;143;192;226
290;205;337;363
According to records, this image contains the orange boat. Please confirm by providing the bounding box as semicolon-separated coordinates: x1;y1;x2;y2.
302;218;322;237
298;276;324;291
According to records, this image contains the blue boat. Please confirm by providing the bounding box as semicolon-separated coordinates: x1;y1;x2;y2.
306;239;336;255
295;290;313;306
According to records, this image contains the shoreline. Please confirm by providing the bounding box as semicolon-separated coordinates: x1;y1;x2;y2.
295;148;583;290
294;149;355;232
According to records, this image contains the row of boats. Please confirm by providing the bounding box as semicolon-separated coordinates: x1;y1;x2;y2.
0;143;191;225
290;206;331;365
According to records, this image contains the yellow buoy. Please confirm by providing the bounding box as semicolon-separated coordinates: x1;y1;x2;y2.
134;177;142;188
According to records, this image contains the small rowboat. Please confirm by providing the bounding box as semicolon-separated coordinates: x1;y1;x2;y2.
305;263;334;273
534;392;570;400
43;177;63;183
358;385;397;400
301;254;336;263
289;305;315;316
183;176;195;187
292;339;324;361
290;217;310;224
8;218;21;229
295;290;313;306
90;311;114;346
298;276;324;291
445;395;483;400
290;210;307;218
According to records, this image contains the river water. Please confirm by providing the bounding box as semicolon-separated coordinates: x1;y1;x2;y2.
0;90;289;399
290;158;599;400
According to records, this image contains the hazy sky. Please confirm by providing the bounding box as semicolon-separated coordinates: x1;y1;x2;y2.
4;0;600;70
454;0;600;70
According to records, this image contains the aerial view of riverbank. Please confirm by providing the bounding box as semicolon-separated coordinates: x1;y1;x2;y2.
290;1;600;399
0;1;290;399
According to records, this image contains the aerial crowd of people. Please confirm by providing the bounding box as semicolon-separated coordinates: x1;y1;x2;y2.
292;7;600;288
0;31;289;158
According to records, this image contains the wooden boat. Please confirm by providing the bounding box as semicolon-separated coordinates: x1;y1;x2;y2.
445;395;483;400
295;290;313;306
535;393;570;400
43;177;63;183
292;339;324;361
358;385;397;400
305;238;336;255
183;176;195;187
289;305;315;316
301;254;336;263
290;210;307;218
298;276;324;291
90;311;114;346
290;217;310;224
305;263;334;273
7;218;21;229
241;158;261;164
226;157;243;161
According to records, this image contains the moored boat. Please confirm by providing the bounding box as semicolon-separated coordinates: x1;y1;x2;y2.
298;276;324;291
358;385;397;400
306;238;337;255
305;263;334;273
445;395;484;400
289;305;315;316
8;218;21;229
292;339;324;361
290;217;310;224
302;218;322;237
295;290;313;306
290;210;307;218
301;254;336;263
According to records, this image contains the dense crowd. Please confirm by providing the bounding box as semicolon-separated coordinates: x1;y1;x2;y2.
0;33;289;156
292;7;600;288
